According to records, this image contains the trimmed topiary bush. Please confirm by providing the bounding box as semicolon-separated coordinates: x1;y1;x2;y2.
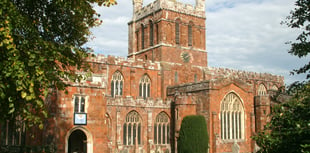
177;115;209;153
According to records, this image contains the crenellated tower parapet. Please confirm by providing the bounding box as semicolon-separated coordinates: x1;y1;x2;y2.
133;0;143;13
132;0;206;21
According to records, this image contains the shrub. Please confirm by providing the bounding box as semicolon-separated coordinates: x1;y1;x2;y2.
177;115;209;153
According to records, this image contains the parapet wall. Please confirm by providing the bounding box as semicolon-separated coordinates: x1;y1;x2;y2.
205;67;284;84
68;54;161;88
87;54;161;70
106;96;170;108
134;0;205;21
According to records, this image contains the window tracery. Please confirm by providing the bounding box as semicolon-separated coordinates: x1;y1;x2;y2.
139;75;151;99
123;111;142;145
111;71;124;97
154;112;170;145
220;93;244;140
74;95;86;113
258;84;267;96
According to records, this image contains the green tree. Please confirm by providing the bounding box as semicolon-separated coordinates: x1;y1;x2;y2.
0;0;116;128
177;115;209;153
253;0;310;152
253;83;310;153
284;0;310;79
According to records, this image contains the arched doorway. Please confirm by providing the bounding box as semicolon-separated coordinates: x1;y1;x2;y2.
68;130;87;153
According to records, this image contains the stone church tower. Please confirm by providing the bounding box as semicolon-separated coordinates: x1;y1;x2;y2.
0;1;284;153
128;0;207;67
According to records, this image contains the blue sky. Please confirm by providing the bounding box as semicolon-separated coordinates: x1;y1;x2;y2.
85;0;308;85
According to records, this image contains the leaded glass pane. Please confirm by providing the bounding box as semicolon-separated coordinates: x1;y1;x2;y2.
111;80;114;97
123;124;127;145
133;123;136;145
138;123;141;145
80;97;85;112
74;97;79;112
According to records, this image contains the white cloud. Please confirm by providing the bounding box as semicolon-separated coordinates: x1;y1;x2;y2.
206;0;308;84
85;0;308;84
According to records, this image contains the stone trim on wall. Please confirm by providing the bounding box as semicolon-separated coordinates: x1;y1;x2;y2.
167;81;210;96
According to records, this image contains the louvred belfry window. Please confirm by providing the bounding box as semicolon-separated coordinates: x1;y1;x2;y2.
149;20;154;46
188;22;193;46
175;19;180;44
141;24;145;49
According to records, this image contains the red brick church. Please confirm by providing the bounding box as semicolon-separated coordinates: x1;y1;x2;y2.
1;0;284;153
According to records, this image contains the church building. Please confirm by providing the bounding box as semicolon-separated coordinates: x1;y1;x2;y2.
1;0;284;153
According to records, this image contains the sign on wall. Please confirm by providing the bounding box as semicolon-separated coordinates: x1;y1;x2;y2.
74;113;87;125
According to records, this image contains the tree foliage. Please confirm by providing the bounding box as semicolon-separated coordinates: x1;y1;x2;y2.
284;0;310;79
253;1;310;152
253;83;310;153
0;0;116;127
178;115;209;153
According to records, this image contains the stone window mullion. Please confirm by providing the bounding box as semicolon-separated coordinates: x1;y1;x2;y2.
154;112;170;145
111;71;124;97
225;111;228;139
220;93;244;141
232;111;235;139
221;112;224;139
124;111;142;146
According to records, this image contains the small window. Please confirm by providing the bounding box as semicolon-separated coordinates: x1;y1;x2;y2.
139;75;151;99
74;95;86;113
175;72;178;83
271;85;278;91
258;84;267;96
111;71;124;97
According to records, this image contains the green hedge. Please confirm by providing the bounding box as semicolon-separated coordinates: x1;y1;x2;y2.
177;115;209;153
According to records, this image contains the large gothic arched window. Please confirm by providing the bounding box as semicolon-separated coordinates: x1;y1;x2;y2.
154;112;170;145
111;71;123;97
220;93;244;140
123;111;142;145
139;75;151;99
258;84;267;96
